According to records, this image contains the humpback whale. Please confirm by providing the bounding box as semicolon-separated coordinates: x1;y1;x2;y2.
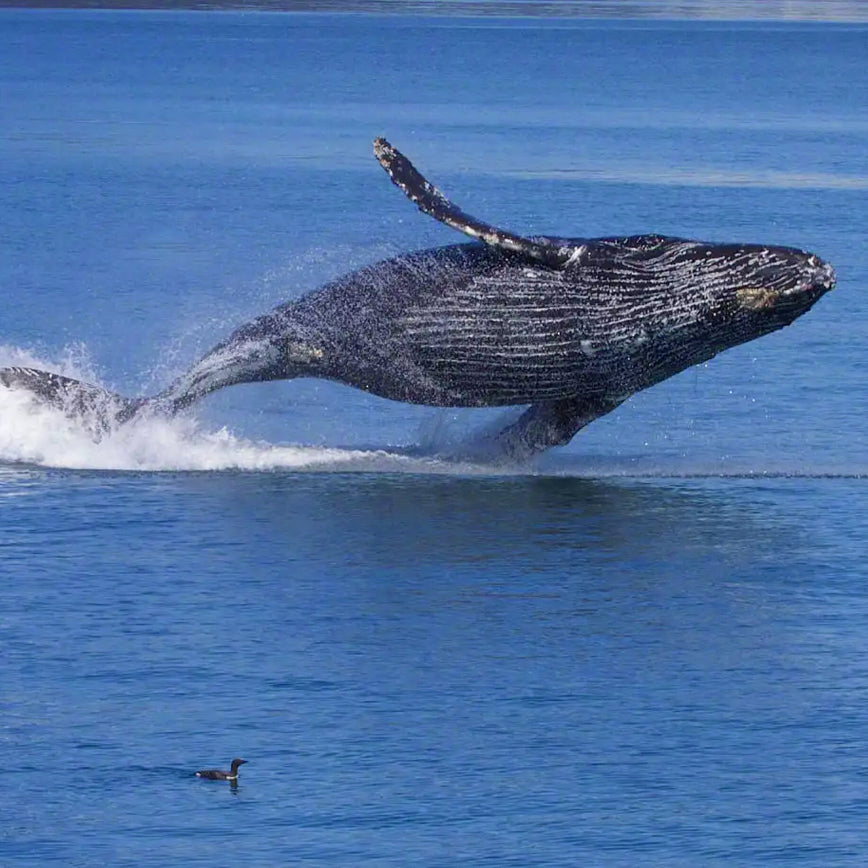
0;139;835;460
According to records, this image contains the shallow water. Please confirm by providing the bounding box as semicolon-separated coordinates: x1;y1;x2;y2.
1;10;867;867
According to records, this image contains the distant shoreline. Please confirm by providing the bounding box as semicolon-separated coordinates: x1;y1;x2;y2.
2;1;868;23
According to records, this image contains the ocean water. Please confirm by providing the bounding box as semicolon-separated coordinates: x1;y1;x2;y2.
1;9;867;867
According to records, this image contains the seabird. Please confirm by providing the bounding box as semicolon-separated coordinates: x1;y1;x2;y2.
195;758;248;782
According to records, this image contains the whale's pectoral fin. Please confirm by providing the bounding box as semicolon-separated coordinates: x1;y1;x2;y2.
484;395;625;462
0;367;146;438
374;138;572;269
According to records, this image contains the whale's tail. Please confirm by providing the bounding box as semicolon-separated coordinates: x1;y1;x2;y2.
0;317;305;440
0;367;148;438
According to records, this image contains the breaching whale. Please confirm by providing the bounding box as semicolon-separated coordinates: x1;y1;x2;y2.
0;139;835;460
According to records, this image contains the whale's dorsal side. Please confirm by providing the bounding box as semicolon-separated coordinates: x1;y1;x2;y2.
374;138;574;270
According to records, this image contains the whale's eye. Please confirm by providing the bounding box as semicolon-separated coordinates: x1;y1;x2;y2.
736;287;780;310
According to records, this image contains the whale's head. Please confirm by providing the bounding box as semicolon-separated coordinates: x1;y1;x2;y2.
690;242;835;361
729;247;835;325
640;237;835;328
585;236;835;391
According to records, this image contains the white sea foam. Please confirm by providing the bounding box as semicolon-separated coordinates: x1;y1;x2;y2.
0;384;325;472
0;344;446;473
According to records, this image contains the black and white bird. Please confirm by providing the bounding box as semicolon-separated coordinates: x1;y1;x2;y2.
195;758;248;782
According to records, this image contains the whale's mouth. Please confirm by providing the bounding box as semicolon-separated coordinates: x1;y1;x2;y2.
781;256;836;298
737;255;834;313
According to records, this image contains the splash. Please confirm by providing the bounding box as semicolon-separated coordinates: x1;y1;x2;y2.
0;343;537;474
0;344;447;473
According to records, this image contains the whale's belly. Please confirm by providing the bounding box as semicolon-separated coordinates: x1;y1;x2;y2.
303;244;657;408
389;265;614;406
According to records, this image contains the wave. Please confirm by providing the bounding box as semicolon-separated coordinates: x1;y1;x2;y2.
505;165;868;191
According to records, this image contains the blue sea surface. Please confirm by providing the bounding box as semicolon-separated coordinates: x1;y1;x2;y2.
1;9;867;867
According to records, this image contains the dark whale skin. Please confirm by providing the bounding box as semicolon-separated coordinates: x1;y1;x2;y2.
209;236;833;410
